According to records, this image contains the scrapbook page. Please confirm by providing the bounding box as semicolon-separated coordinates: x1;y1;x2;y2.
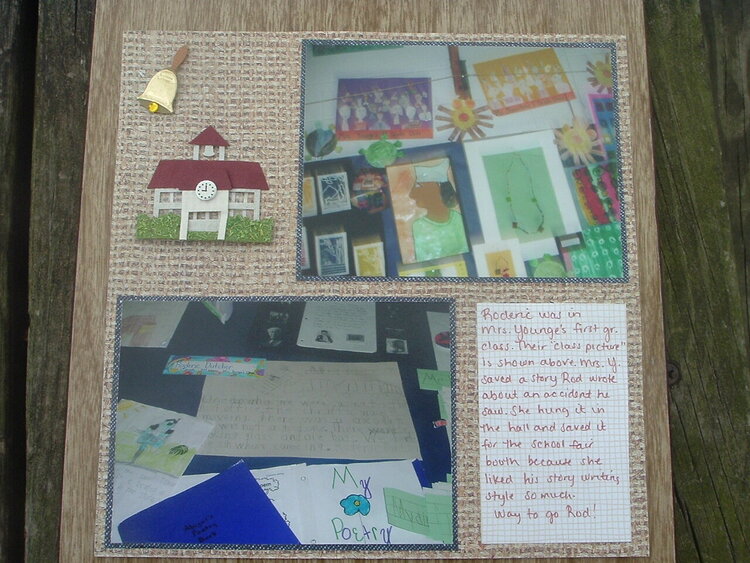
88;28;658;560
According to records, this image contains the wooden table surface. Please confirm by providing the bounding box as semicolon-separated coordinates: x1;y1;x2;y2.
0;0;747;561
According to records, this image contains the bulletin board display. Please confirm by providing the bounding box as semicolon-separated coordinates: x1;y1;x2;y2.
60;2;673;562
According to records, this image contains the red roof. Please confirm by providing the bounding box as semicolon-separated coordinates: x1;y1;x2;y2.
147;160;269;191
189;126;229;147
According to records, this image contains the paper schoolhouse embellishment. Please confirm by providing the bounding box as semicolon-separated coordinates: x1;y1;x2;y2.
135;126;274;242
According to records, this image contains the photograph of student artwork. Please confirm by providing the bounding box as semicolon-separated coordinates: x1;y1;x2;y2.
106;298;454;548
300;41;624;280
409;160;469;262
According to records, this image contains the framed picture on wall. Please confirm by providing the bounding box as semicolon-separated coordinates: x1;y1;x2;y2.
352;239;385;276
300;225;311;270
315;231;349;276
317;171;351;214
302;175;318;217
473;47;576;116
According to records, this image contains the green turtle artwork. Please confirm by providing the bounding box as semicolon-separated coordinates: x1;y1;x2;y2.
359;135;404;168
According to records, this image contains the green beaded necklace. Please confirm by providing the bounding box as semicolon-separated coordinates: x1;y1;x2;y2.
504;152;545;234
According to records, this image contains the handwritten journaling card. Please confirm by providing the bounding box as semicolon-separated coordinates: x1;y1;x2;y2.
476;303;631;544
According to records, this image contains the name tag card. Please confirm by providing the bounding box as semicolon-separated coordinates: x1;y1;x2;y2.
163;355;266;377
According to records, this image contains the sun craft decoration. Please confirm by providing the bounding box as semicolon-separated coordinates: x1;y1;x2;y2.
586;58;613;94
435;98;493;142
555;118;607;166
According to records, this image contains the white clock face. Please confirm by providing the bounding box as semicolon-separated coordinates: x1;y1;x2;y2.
195;180;218;201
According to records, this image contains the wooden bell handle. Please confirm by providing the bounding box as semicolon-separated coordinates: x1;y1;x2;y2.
170;46;189;71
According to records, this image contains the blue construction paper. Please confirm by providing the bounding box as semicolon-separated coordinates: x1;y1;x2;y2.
412;459;431;488
118;461;299;545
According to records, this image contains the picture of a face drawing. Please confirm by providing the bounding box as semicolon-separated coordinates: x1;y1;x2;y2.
407;159;469;263
387;158;470;265
486;250;516;278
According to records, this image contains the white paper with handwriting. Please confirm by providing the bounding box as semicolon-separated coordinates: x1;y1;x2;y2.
196;361;420;460
109;464;216;543
297;301;377;353
304;460;441;545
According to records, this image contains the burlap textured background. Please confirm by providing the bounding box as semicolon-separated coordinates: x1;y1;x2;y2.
95;31;646;558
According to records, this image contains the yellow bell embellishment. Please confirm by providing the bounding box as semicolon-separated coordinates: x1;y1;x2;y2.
138;45;188;114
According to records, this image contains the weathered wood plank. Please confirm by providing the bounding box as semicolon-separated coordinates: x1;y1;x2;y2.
696;14;750;549
26;0;94;561
698;0;750;346
644;0;750;560
0;2;33;561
